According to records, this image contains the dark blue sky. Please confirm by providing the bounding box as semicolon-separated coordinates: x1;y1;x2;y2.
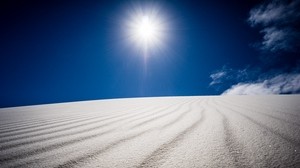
1;0;299;107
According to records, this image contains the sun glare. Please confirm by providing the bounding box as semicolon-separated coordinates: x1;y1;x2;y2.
125;4;167;56
136;16;158;43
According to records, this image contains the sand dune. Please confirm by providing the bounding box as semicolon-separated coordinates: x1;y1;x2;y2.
0;95;300;167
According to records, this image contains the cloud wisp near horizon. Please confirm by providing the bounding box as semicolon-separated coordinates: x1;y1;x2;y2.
210;0;300;95
223;73;300;95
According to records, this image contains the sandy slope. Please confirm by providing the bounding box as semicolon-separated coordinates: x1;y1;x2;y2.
0;95;300;168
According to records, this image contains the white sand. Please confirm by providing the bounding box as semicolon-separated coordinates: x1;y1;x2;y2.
0;95;299;167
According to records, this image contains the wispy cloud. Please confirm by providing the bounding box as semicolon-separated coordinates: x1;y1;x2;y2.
248;0;300;52
222;73;300;95
248;0;300;27
209;66;260;86
260;27;297;52
209;71;226;86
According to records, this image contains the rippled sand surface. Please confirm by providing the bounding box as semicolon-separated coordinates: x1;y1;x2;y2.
0;95;300;167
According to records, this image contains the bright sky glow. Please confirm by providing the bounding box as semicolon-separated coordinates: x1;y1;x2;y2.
136;16;157;43
125;4;167;57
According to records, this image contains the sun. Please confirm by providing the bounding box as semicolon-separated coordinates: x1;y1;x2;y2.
135;16;159;44
125;5;167;54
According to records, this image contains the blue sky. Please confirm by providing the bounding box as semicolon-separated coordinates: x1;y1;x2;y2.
1;0;299;107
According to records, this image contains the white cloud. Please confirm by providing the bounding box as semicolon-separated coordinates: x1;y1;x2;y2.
248;0;300;52
261;27;294;52
209;71;226;86
222;73;300;95
248;0;300;27
248;1;285;26
209;66;259;88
